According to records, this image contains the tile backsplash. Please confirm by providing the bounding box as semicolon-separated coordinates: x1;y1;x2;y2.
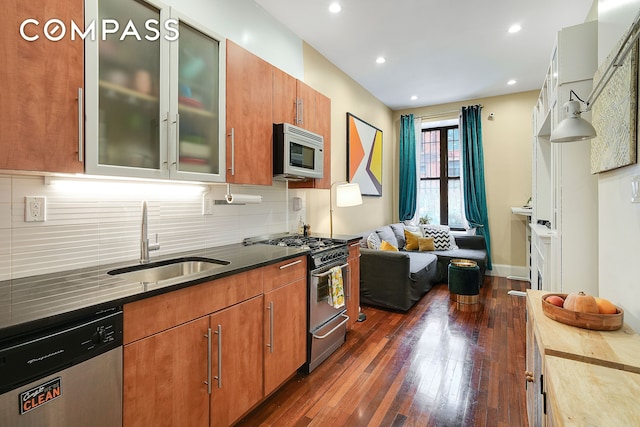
0;174;306;280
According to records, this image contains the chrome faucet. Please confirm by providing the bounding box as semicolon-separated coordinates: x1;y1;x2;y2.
140;201;160;264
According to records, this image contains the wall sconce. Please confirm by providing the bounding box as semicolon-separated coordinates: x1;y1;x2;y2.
551;12;640;143
550;91;597;142
330;182;362;237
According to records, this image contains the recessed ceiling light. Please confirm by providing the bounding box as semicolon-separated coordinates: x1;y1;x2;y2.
411;95;418;101
508;24;521;33
329;3;341;13
376;56;386;64
507;79;517;85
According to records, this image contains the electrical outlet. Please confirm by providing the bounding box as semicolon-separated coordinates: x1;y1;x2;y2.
25;196;46;222
202;193;214;215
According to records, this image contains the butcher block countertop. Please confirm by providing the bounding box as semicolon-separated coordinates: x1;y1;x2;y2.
527;289;640;373
545;356;640;426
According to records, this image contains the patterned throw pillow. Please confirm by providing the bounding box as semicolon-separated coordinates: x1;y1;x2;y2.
367;232;381;250
422;225;452;250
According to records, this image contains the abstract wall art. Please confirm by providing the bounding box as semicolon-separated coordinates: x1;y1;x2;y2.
347;113;383;196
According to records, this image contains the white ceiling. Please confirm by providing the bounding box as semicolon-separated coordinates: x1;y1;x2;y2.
254;0;595;110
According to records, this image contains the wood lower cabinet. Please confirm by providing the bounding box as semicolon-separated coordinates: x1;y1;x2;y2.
263;278;306;395
210;296;264;426
1;0;84;173
263;257;307;396
226;40;273;185
123;317;209;427
123;257;307;427
346;242;360;329
526;290;640;426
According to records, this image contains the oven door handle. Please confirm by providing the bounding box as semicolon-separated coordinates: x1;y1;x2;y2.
312;314;349;339
311;263;349;278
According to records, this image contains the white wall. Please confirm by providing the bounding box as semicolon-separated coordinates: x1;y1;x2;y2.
597;0;640;332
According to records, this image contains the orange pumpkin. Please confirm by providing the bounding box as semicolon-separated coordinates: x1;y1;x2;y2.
563;291;599;313
595;297;618;314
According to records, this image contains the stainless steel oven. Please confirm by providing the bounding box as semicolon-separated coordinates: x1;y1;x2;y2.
307;258;350;373
245;234;351;373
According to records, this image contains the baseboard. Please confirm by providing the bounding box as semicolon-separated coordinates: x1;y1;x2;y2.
486;264;530;282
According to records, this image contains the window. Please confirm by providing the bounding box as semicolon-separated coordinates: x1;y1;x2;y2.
417;124;465;229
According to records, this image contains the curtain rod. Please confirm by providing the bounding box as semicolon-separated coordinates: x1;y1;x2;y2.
410;104;484;121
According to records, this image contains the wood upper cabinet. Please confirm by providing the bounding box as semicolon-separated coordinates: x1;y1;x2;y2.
123;317;209;427
346;242;360;329
263;257;307;396
272;66;297;125
226;40;273;185
210;295;264;426
0;0;84;173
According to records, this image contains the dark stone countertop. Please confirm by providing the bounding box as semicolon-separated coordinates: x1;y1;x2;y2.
0;243;309;340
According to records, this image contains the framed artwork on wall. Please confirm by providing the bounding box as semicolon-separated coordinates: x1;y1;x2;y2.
347;113;383;196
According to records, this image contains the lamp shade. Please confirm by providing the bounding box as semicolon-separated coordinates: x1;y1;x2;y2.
335;183;362;207
550;100;597;143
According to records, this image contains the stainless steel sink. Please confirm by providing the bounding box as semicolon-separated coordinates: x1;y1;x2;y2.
108;257;230;283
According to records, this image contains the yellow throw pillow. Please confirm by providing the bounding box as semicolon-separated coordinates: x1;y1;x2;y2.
404;229;422;251
418;237;435;251
380;240;399;252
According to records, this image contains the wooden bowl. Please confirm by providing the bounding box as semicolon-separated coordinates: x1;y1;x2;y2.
541;293;624;331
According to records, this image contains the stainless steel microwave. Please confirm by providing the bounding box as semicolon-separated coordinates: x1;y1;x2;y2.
273;123;324;180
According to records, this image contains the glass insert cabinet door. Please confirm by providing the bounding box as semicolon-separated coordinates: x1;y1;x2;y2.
84;0;225;182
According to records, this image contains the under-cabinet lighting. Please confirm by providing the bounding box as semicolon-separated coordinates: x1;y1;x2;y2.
329;3;341;13
45;175;207;199
508;24;522;34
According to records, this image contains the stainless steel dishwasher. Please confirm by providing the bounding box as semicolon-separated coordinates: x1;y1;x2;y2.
0;308;123;426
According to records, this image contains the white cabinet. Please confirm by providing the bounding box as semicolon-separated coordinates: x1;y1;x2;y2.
531;21;598;294
85;0;226;182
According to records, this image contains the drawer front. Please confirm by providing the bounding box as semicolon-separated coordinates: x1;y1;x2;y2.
124;268;263;344
263;256;307;293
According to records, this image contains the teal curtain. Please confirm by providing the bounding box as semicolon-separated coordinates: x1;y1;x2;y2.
399;114;417;221
460;105;492;269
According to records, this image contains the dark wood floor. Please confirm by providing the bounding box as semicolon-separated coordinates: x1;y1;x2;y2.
238;276;529;427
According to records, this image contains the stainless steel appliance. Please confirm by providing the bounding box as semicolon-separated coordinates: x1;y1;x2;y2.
0;308;123;426
259;235;350;373
273;123;324;181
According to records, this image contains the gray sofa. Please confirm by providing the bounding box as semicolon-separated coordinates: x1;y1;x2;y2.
359;223;488;312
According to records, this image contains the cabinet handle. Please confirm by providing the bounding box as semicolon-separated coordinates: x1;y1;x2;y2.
267;301;274;353
205;328;212;394
164;112;170;168
77;87;83;162
345;266;351;298
349;242;360;248
298;98;304;125
228;128;235;175
279;259;302;270
294;98;299;125
214;324;222;388
173;113;180;167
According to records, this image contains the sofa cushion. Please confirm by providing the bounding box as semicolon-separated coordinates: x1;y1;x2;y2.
375;226;399;248
389;223;407;249
406;252;437;277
